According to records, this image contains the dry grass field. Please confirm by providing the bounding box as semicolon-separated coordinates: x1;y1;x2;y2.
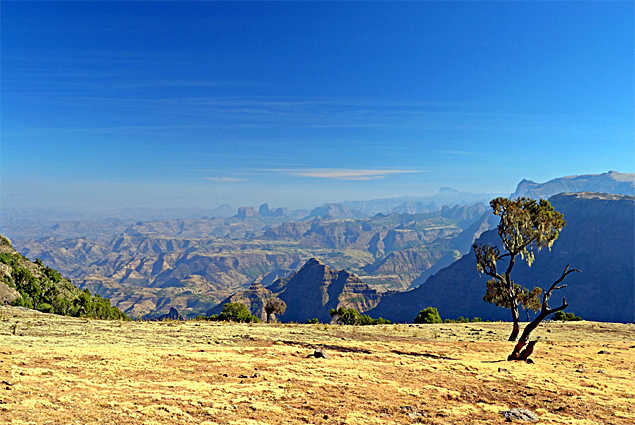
0;306;633;424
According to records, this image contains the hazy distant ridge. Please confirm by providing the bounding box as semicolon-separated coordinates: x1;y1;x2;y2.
511;171;635;199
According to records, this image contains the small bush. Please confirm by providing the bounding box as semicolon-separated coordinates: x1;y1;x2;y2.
329;307;390;325
208;303;260;323
552;311;582;321
306;318;319;324
414;307;442;324
37;303;54;314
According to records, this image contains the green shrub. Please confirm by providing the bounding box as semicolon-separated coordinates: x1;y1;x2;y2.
414;307;442;324
552;311;582;321
208;303;260;323
37;303;54;314
0;247;129;320
306;318;319;324
329;307;390;325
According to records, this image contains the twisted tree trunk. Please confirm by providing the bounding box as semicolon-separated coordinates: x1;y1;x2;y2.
508;265;580;361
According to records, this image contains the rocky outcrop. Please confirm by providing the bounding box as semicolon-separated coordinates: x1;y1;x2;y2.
206;279;275;321
305;204;363;220
0;282;20;305
151;307;183;321
511;171;634;199
235;207;258;220
391;201;438;215
258;204;285;217
368;192;635;323
261;222;311;240
272;258;382;323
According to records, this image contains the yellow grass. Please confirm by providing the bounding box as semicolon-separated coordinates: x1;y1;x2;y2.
0;306;633;424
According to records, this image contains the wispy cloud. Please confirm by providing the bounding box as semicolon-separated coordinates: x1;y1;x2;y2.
437;150;476;156
203;177;246;182
261;168;420;181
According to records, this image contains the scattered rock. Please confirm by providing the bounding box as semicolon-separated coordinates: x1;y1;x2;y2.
597;350;611;354
310;348;329;359
597;370;605;374
498;367;509;373
252;372;261;378
500;408;539;422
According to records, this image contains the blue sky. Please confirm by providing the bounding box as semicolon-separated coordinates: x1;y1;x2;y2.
2;1;633;211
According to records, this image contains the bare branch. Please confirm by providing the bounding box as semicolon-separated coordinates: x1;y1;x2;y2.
542;264;580;310
543;297;568;316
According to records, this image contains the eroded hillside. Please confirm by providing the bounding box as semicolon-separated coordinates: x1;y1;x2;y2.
13;204;489;318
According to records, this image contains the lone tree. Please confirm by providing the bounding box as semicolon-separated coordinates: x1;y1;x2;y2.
474;197;579;361
264;297;286;323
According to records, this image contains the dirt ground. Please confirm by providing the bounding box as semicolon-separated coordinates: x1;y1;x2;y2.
0;306;633;424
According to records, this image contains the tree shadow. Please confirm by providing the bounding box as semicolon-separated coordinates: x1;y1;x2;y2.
279;340;373;354
391;350;456;360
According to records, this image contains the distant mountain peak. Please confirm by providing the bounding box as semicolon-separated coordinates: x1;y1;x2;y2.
511;171;635;199
438;187;459;193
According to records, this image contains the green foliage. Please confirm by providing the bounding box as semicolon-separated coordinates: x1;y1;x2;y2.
414;307;442;324
12;294;34;309
208;303;260;323
474;197;566;339
43;266;62;283
329;307;390;325
306;318;319;324
490;197;565;266
443;316;490;323
1;248;129;320
552;311;582;321
0;252;20;268
37;303;54;314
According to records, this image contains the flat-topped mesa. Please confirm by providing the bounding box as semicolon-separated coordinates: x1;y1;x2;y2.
258;203;285;217
511;171;635;199
305;203;363;220
235;207;258;220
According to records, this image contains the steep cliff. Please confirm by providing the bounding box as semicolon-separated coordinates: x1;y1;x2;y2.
206;279;276;321
511;171;634;199
273;258;382;323
368;192;635;323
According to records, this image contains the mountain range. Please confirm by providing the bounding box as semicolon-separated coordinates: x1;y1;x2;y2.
511;171;634;199
2;171;633;321
11;203;489;318
217;192;635;324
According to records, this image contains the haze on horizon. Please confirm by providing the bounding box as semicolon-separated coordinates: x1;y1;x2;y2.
2;2;633;213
